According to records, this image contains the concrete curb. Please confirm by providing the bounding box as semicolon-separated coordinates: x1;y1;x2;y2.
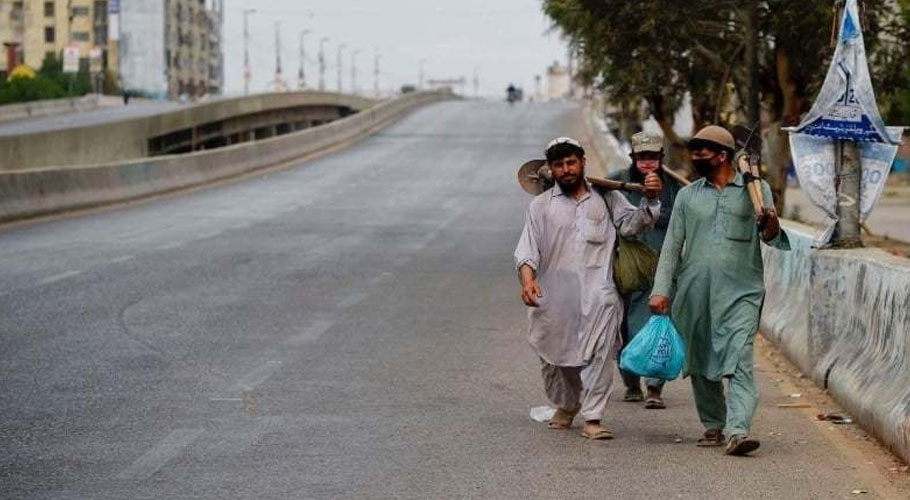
0;91;452;224
0;95;100;124
762;222;910;464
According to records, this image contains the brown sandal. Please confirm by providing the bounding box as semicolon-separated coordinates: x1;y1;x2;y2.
547;405;580;429
696;429;726;447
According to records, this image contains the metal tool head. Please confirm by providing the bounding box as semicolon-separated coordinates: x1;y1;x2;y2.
517;159;553;195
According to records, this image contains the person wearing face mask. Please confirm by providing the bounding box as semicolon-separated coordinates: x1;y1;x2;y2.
514;137;662;440
609;132;685;409
648;125;790;456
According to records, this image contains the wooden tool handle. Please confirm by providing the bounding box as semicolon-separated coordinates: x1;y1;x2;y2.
586;177;646;193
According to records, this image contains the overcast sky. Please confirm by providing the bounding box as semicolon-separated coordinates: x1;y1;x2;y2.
222;0;568;97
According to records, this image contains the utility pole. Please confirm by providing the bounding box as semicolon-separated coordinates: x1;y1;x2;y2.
473;66;480;98
350;49;360;95
336;44;346;93
242;9;256;95
373;51;381;98
419;58;428;90
298;29;310;90
272;21;284;92
743;0;760;127
318;36;329;91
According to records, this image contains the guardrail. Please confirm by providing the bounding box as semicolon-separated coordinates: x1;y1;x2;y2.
762;221;910;464
0;95;100;124
0;91;452;224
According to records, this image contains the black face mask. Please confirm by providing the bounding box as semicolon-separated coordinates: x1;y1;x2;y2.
691;156;717;177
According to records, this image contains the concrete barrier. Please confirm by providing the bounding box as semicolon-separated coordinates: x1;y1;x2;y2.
0;91;376;171
0;95;100;124
0;91;452;223
762;222;910;463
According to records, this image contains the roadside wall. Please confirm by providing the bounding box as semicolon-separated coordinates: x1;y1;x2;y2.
0;92;376;171
0;95;100;124
0;91;451;223
762;222;910;464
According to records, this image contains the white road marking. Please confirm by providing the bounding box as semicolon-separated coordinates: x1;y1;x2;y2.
209;398;243;402
285;318;337;345
155;242;182;251
195;416;285;459
231;360;285;391
115;428;204;481
337;291;369;309
108;255;135;264
38;270;82;285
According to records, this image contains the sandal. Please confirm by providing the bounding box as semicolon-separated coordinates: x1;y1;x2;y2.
725;435;760;456
547;405;580;429
644;388;665;409
581;422;614;440
696;429;726;447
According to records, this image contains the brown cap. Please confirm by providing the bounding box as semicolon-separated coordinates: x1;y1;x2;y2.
688;125;735;151
631;132;663;153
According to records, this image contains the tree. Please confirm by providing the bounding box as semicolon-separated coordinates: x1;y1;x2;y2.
543;0;908;210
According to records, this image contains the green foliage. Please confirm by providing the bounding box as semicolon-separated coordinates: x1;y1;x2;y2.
0;53;106;105
0;74;66;105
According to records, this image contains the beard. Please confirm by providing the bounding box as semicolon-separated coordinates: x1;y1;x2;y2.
555;172;583;193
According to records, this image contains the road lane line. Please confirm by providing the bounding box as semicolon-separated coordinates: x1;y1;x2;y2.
337;291;369;309
285;318;337;345
195;416;285;459
115;428;204;481
231;360;285;391
108;255;135;264
38;270;82;285
155;242;182;251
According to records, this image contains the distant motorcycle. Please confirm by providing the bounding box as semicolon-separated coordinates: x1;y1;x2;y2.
506;84;519;106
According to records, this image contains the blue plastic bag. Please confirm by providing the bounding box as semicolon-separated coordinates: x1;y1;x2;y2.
619;315;685;380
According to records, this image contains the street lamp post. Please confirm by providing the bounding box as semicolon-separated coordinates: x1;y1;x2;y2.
374;51;381;98
419;58;428;90
336;44;347;93
351;49;360;95
298;29;310;90
318;36;329;91
242;9;256;95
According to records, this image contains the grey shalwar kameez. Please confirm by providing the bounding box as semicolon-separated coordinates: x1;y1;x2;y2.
515;181;659;421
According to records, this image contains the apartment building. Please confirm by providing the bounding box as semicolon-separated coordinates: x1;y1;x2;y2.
119;0;222;99
0;0;114;77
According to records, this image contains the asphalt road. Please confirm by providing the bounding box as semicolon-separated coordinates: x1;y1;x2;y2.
0;100;182;137
0;100;897;499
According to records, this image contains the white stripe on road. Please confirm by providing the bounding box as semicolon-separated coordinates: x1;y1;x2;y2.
115;428;204;481
194;416;285;459
155;242;182;251
284;318;337;346
38;270;82;285
231;360;285;391
108;255;135;264
337;291;369;309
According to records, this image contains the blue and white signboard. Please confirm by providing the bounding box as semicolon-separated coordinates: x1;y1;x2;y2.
788;0;902;247
790;128;902;246
791;0;895;144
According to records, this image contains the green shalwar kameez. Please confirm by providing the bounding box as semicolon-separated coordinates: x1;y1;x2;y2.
651;172;790;436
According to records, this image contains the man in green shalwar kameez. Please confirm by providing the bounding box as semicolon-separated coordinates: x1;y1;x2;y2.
649;125;790;456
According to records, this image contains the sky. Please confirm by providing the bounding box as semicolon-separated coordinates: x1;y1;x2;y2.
222;0;569;97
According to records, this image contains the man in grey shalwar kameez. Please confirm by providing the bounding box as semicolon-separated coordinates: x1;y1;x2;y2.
514;137;662;439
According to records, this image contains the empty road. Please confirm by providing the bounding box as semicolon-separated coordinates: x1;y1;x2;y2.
1;100;905;499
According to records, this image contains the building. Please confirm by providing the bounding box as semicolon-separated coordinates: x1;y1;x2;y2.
546;60;570;101
0;0;114;78
118;0;223;99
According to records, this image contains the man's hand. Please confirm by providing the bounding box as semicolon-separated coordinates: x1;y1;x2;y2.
521;281;543;307
757;208;780;241
643;172;662;200
649;295;670;315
